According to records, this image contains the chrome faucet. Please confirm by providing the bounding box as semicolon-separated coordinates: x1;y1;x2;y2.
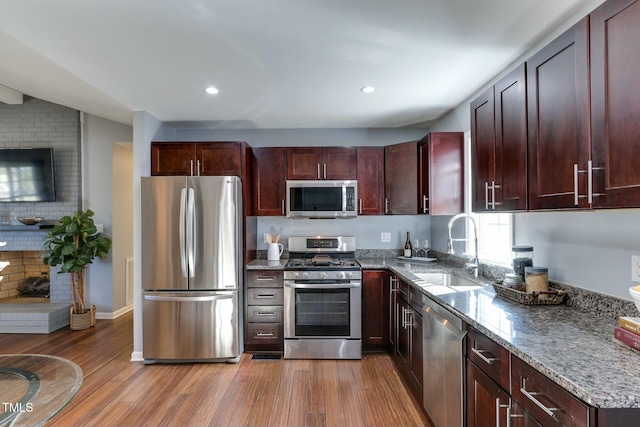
447;213;480;277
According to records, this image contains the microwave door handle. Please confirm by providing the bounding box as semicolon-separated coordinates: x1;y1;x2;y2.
342;185;347;212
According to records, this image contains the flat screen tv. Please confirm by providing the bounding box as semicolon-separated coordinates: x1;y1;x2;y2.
0;148;56;202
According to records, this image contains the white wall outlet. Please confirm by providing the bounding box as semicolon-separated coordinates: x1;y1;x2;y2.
381;232;391;243
263;233;270;243
95;224;104;233
632;255;640;282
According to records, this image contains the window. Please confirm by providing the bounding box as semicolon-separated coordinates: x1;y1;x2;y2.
463;131;513;266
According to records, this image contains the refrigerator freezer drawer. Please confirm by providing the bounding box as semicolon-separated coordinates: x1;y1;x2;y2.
143;291;240;362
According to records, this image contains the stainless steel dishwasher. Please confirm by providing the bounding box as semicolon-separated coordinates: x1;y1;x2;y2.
422;293;467;427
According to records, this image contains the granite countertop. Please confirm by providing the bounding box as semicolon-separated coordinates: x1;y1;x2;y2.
246;257;640;408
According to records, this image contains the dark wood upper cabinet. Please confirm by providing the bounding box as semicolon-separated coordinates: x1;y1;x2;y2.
356;147;385;215
151;141;243;177
471;88;496;212
590;0;640;208
527;18;591;210
197;142;242;176
419;142;430;214
424;132;464;215
286;147;356;180
253;147;286;216
385;141;419;215
150;143;197;176
472;64;528;212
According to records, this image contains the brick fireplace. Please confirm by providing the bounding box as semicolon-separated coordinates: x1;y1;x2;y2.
0;251;50;299
0;229;71;332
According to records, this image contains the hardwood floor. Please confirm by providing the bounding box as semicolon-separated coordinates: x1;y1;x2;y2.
0;312;431;427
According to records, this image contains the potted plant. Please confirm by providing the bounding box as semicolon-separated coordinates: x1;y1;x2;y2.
43;209;112;330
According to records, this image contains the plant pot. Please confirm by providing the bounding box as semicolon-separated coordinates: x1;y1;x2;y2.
69;304;96;330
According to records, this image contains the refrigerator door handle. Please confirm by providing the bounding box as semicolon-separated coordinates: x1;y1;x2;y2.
187;187;196;278
144;294;233;302
179;187;188;278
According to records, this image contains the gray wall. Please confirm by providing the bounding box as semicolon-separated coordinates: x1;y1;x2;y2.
83;114;133;315
428;0;639;300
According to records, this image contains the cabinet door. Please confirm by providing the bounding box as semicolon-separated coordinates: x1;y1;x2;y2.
429;132;464;215
419;141;430;214
410;308;423;393
471;88;496;212
495;63;528;211
197;142;242;176
253;147;286;216
389;274;399;351
527;18;590;210
151;143;195;176
323;147;357;180
467;359;510;427
384;141;418;215
396;299;411;369
591;0;640;208
286;147;322;180
356;147;385;215
362;270;390;349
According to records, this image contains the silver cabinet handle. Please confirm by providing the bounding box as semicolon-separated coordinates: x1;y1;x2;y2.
485;181;490;210
256;312;276;316
520;378;558;418
255;276;276;281
317;163;321;179
190;160;194;177
255;294;277;299
359;199;363;214
574;163;580;205
423;195;429;213
281;199;285;215
197;160;201;176
323;163;327;179
384;198;389;214
492;181;501;208
495;397;511;427
256;332;275;337
471;347;498;365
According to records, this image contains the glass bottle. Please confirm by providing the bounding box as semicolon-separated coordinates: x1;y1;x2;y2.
404;232;413;258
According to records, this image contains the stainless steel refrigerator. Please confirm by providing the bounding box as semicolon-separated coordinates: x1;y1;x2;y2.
141;175;243;363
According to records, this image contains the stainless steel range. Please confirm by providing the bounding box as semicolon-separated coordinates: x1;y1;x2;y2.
283;236;361;360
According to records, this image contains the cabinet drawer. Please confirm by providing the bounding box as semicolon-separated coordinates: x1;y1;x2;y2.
247;305;283;323
511;355;592;427
397;279;410;302
467;326;510;391
247;323;283;345
246;270;283;288
246;288;284;305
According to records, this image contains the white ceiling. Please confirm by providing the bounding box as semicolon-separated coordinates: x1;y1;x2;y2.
0;0;589;129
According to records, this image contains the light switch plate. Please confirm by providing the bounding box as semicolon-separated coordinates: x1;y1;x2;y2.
381;232;391;243
632;255;640;282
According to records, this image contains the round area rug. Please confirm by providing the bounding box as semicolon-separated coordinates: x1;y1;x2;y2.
0;354;82;427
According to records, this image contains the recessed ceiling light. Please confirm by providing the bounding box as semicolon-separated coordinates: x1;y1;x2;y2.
205;86;219;95
360;86;375;93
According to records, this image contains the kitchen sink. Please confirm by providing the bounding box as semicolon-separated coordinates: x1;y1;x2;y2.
413;272;485;295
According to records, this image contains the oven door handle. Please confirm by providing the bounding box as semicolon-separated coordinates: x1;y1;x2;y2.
284;281;361;289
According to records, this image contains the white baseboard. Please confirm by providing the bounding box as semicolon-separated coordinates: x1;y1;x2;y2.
95;304;133;320
130;351;144;362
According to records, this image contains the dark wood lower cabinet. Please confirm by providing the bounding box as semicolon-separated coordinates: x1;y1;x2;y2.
362;270;390;351
394;284;423;401
467;359;510;427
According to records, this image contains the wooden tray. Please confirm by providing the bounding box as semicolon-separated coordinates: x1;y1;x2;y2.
492;281;567;305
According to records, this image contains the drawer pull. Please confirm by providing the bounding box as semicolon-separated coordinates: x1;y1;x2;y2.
255;294;276;299
256;312;276;316
256;332;275;337
520;378;558;418
256;277;276;281
471;347;498;365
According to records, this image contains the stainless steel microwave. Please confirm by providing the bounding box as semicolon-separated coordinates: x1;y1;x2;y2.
286;180;358;218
